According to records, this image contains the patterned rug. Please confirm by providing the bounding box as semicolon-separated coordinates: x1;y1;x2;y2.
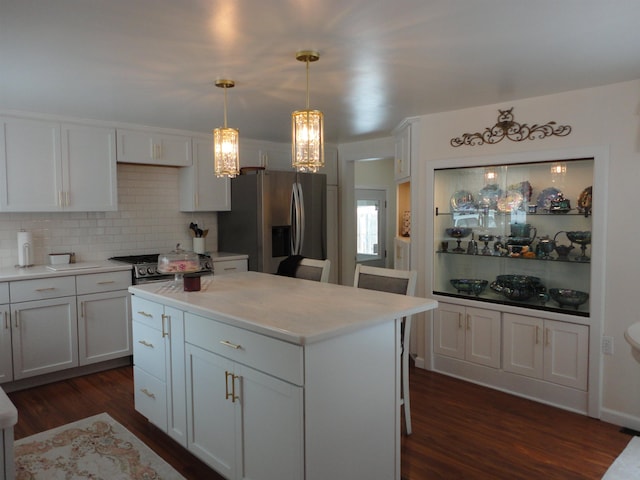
14;413;185;479
602;436;640;480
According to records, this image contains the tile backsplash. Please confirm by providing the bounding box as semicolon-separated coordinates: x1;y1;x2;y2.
0;163;218;268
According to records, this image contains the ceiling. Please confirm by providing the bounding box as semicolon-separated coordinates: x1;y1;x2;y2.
2;0;640;144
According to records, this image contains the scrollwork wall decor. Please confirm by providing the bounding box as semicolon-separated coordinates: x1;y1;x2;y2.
450;108;572;147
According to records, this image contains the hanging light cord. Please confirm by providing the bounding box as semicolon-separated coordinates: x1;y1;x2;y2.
305;59;310;110
223;86;228;128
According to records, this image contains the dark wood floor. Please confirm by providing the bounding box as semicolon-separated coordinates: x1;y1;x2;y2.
7;365;631;479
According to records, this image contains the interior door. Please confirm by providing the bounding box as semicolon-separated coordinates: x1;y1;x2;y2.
355;188;387;267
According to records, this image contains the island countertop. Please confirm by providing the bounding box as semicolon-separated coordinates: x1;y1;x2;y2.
128;271;438;345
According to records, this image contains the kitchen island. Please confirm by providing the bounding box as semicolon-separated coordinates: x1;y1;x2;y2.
129;271;437;480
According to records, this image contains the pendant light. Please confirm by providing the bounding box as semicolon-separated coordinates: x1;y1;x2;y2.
213;79;240;178
291;50;324;173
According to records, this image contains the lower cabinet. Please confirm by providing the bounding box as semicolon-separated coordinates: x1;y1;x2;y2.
503;313;589;390
11;296;78;380
433;303;501;368
0;304;11;383
185;344;303;480
131;296;187;447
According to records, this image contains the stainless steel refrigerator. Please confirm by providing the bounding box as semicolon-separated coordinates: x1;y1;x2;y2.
217;170;327;273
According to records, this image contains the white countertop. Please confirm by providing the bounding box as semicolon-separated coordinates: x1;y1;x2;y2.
0;387;17;429
129;271;438;345
0;261;132;282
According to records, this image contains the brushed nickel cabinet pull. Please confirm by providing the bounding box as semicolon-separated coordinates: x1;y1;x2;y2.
466;314;471;330
140;388;156;399
161;314;168;338
97;280;115;285
14;310;19;328
535;326;540;344
36;287;56;292
3;311;8;329
137;311;153;318
223;267;237;271
138;340;154;348
220;340;241;350
231;373;239;403
458;313;463;330
80;301;85;318
225;371;232;400
545;328;550;346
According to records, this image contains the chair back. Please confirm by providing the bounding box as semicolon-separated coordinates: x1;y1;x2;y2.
296;258;331;283
353;264;416;296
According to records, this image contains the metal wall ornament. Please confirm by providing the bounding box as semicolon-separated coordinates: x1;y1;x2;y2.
450;108;572;147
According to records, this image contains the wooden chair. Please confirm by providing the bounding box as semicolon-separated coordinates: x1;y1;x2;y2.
295;258;331;283
353;264;417;435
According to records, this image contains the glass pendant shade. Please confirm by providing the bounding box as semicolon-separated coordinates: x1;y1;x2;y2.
213;79;239;178
214;126;239;178
292;109;324;173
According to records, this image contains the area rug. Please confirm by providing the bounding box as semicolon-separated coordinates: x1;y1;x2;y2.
14;413;185;479
602;436;640;479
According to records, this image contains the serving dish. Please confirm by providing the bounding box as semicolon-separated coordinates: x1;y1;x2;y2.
450;190;476;212
577;186;592;216
496;190;524;213
548;288;589;309
450;279;488;296
490;275;546;301
536;187;562;211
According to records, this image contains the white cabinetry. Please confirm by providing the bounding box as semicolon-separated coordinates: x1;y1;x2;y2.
131;296;187;446
0;116;117;212
10;276;78;380
503;313;588;390
184;312;303;480
179;137;230;211
393;120;413;181
116;128;192;166
433;303;501;368
77;271;132;366
0;284;11;383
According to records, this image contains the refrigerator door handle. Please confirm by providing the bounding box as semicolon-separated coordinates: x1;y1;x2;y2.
290;183;301;255
297;182;305;255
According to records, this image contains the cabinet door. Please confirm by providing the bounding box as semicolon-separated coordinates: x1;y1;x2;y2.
394;124;410;180
61;123;117;211
503;313;544;378
117;128;192;166
239;363;303;480
0;117;62;211
11;297;78;379
179;137;231;212
465;307;501;368
186;344;238;479
433;303;465;360
77;290;131;366
544;320;589;390
165;306;187;447
0;306;12;383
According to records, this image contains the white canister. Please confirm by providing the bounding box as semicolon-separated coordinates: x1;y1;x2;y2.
193;237;206;255
17;230;33;267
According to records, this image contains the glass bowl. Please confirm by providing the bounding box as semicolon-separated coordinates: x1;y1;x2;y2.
450;279;488;296
158;244;200;283
549;288;589;309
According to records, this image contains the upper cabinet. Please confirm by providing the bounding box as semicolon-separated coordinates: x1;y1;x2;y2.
393;118;418;182
179;137;231;212
116;127;192;167
0;116;117;212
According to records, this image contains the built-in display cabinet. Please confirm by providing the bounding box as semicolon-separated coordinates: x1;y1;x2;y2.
429;152;605;416
434;158;593;316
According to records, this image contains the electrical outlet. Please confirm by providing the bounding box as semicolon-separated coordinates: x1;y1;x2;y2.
602;336;614;355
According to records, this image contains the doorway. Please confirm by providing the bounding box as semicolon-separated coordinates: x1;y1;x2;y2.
355;188;387;267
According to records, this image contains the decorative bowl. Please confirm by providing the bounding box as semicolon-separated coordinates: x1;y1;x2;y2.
445;227;472;239
566;231;591;245
549;288;589;309
450;279;488;296
490;275;546;301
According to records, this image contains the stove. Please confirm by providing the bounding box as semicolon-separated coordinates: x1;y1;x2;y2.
110;253;213;284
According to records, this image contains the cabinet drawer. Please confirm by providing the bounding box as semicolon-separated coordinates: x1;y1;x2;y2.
184;313;303;385
133;366;167;431
10;276;76;303
0;283;8;304
213;259;247;275
76;270;131;295
131;296;164;330
133;321;166;381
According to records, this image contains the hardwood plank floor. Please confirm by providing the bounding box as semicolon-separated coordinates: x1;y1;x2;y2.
7;365;631;479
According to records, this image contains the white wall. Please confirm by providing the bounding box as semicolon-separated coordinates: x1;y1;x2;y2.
408;79;640;428
0;163;218;267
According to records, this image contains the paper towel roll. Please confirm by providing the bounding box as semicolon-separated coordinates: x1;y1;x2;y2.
17;230;33;267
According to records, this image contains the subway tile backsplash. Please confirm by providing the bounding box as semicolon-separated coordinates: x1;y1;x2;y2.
0;164;218;268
